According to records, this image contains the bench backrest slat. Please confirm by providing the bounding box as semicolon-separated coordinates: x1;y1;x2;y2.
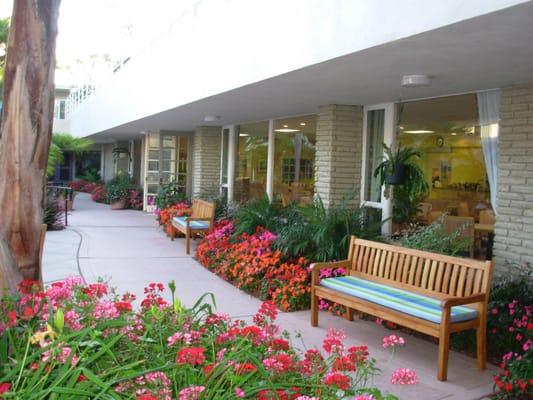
347;237;493;300
191;199;215;222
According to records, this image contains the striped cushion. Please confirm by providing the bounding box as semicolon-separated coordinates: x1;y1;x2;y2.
173;216;209;230
320;276;477;324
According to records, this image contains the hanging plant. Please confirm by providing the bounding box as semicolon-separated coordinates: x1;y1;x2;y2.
112;147;131;161
373;144;428;198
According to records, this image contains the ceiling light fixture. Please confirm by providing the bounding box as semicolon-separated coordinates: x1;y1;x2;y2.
283;124;289;128
403;130;435;134
451;132;457;136
204;115;220;122
299;122;306;126
239;133;249;137
275;128;300;133
401;74;431;88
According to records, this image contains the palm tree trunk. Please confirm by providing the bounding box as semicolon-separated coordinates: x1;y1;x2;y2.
0;0;61;295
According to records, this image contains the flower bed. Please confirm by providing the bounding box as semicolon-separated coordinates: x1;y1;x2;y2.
196;221;311;312
0;278;403;399
69;179;144;209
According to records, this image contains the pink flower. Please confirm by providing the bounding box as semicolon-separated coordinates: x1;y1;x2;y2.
93;300;120;320
353;396;375;400
391;368;418;385
491;308;498;315
235;387;245;398
179;385;205;400
295;397;320;400
382;334;405;349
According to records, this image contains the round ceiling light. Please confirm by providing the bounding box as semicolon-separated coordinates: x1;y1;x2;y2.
401;75;431;88
204;115;221;122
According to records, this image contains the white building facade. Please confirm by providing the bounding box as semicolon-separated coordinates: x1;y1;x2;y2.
67;0;533;276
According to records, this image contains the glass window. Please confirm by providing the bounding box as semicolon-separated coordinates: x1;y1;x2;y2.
273;115;316;206
364;109;385;203
220;128;229;186
235;122;269;203
398;94;491;225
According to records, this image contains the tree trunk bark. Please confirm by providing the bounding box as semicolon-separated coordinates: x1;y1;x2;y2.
0;0;61;295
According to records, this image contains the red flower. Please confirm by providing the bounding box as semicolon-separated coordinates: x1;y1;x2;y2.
332;355;356;372
0;382;10;394
235;362;257;375
324;372;351;390
18;279;40;294
114;301;133;313
7;311;16;328
83;283;108;298
137;395;158;400
176;347;206;365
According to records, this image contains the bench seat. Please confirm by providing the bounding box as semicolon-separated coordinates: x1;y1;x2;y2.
321;276;477;324
173;216;209;230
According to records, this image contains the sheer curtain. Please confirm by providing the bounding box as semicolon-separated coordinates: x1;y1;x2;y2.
477;89;500;214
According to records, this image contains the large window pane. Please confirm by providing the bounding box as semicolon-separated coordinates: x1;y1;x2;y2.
235;122;268;203
273;115;316;206
398;94;491;225
364;109;385;203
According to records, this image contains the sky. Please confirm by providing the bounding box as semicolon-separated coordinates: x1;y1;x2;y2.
1;0;196;86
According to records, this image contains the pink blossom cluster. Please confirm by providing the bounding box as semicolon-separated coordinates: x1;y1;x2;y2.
382;334;405;349
178;385;205;400
391;367;418;385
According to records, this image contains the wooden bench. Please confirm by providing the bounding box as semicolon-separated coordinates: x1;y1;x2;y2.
170;199;215;254
310;236;493;381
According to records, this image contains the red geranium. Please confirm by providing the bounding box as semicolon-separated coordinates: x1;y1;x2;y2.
176;347;206;366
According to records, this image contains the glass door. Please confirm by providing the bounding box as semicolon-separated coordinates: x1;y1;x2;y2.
361;103;396;236
144;132;187;212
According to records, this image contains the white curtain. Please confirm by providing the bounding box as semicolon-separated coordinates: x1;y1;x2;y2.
477;89;500;214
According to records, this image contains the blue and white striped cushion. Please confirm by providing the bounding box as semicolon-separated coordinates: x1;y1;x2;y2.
173;216;209;230
320;276;477;324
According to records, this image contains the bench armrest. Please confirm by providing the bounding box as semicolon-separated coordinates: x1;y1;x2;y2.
310;260;351;285
440;293;486;309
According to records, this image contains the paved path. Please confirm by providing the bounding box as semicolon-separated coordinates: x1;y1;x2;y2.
43;193;497;400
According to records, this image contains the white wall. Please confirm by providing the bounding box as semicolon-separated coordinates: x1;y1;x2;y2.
70;0;526;137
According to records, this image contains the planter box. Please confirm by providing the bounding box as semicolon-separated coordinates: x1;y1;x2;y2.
110;198;127;210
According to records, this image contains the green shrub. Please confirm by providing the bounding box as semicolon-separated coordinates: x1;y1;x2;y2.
156;180;187;209
232;195;285;236
397;216;471;256
274;196;382;262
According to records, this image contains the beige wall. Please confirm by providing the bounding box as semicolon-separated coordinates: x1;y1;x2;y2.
315;105;363;207
191;126;222;198
493;83;533;277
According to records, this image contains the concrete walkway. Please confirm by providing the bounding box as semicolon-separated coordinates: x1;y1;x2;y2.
43;193;496;400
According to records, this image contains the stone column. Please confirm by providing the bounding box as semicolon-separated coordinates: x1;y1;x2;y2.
314;105;364;207
191;126;222;198
493;83;533;277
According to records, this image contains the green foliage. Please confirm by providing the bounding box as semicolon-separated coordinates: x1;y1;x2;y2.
392;184;427;225
105;174;134;203
373;144;429;222
274;196;382;262
155;180;187;209
43;197;64;230
232;195;284;236
397;216;471;256
46;143;64;177
79;167;101;183
46;134;94;178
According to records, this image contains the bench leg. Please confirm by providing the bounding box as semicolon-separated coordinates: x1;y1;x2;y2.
344;307;354;322
311;290;318;327
437;310;451;381
186;228;191;254
476;318;487;370
170;225;176;241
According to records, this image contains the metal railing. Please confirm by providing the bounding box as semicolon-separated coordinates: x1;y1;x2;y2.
46;184;74;226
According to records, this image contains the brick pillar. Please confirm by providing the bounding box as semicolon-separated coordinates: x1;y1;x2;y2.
493;83;533;277
315;105;364;207
191;126;221;198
